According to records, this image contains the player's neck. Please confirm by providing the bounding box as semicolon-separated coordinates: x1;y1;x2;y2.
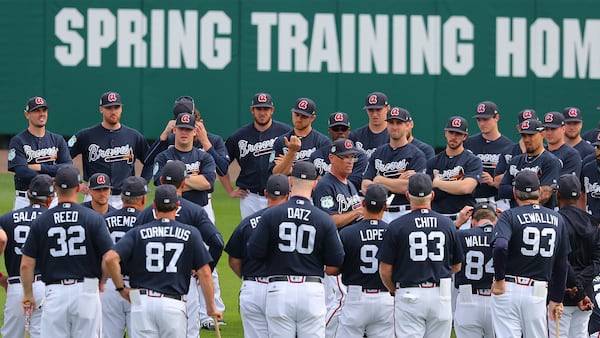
445;145;464;157
516;199;539;206
175;142;194;152
564;136;580;147
527;146;544;157
254;119;272;132
28;125;45;138
92;201;109;214
102;121;121;130
330;170;348;184
369;123;387;134
294;126;312;138
482;130;501;141
410;204;430;210
389;138;408;149
547;140;565;152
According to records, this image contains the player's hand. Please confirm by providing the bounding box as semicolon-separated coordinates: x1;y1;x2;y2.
159;120;176;141
21;296;36;315
565;286;578;298
431;169;441;187
79;182;90;195
195;120;211;146
578;296;594;311
273;155;285;166
119;287;132;302
284;135;301;152
399;170;416;179
549;301;563;321
208;309;224;322
229;188;249;199
455;206;474;228
27;164;42;172
480;172;494;185
491;279;505;295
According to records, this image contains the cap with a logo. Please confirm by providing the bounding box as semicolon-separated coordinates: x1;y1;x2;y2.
364;184;388;208
330;139;358;156
386;107;412;122
154;184;178;206
364;92;389;109
444;116;468;135
266;174;290;196
519;118;544;135
55;165;81;189
172;96;194;118
514;171;540;193
29;174;54;197
162;160;188;185
592;131;600;146
328;112;350;128
121;176;148;197
518;109;538;124
291;98;316;117
291;161;318;180
557;174;581;198
251;93;274;108
408;173;433;197
100;92;122;107
473;101;498;119
25;96;48;112
89;173;112;190
562;107;582;122
543;112;565;128
175;113;196;129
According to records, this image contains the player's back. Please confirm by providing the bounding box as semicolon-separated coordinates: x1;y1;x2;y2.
104;207;141;244
455;223;494;289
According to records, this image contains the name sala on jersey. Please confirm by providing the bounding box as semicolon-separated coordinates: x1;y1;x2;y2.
13;210;41;223
140;225;191;241
239;139;277;158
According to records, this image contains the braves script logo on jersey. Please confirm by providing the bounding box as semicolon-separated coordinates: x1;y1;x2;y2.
282;147;317;161
88;144;134;164
336;193;361;213
477;153;501;169
184;161;202;175
439;166;465;181
375;158;408;177
355;142;376;158
313;158;331;175
584;177;600;198
238;138;277;158
509;165;541;178
23;145;59;163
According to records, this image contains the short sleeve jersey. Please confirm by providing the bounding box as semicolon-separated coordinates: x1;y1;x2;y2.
349;125;389;159
313;173;362;218
455;222;494;289
547;144;582;176
464;133;514;198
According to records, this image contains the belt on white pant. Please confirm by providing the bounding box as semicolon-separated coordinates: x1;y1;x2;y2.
8;274;42;284
387;205;410;213
268;275;323;284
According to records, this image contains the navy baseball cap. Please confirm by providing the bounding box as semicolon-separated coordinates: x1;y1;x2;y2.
519;118;544;135
162;160;188;185
386;107;412;122
173;96;195;117
518;109;537;124
364;92;389;109
25;96;48;112
562;107;582;122
473;201;496;213
543;112;565;128
291;161;317;180
473;101;498;119
328;112;350;128
100;92;122;107
266;174;290;196
408;173;433;197
330;139;358;156
175;113;196;129
444;116;468;135
364;184;388;208
251;93;274;108
291;98;316;117
121;176;148;197
592;131;600;146
514;171;540;193
89;173;112;190
557;174;581;198
29;174;54;197
55;165;81;189
154;184;178;206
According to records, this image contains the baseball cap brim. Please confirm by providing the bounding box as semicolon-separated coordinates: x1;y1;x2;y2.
329;121;349;127
364;104;386;109
564;117;582;122
101;102;122;107
520;129;542;135
28;104;49;112
90;184;112;190
542;123;563;128
291;108;313;117
444;127;468;134
334;148;358;156
175;124;195;129
251;103;273;108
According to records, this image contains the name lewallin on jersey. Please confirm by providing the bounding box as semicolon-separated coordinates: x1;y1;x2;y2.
23;145;59;163
238;139;277;157
86;143;134;164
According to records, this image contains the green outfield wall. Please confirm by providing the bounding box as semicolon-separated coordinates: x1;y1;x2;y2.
1;0;600;148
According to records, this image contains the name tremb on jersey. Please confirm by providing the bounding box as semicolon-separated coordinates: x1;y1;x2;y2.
239;139;277;158
24;145;59;163
53;211;79;223
509;165;540;177
140;226;191;241
516;212;559;226
415;216;437;228
288;207;311;221
584;177;600;198
360;228;384;241
375;159;408;177
87;143;134;163
13;210;40;223
105;215;137;228
464;235;490;247
282;147;317;161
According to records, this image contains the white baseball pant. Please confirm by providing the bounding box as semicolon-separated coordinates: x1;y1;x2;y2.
548;304;592;338
129;289;187;338
454;285;494;338
1;276;44;338
334;285;394;338
240;192;267;219
239;278;269;338
101;278;131;338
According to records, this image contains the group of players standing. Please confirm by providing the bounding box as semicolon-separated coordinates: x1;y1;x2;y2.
2;90;600;337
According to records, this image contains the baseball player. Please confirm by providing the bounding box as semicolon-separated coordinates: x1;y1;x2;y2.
0;175;54;338
378;173;464;337
582;121;600;144
349;92;390;158
103;184;223;337
8;96;72;210
590;275;600;336
68;91;152;209
406;115;436;160
453;202;498;338
309;112;368;191
491;171;570;337
224;92;292;218
270;97;331;175
542;112;582;176
81;172;117;215
20;165;114;337
101;176;148;338
335;184;393;338
582;132;600;225
427;116;482;222
225;174;290;338
562;107;595;161
362;107;427;223
247;161;345;337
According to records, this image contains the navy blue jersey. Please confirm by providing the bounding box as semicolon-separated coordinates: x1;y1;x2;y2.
582;128;598;144
21;202;113;282
426;150;482;214
313;172;361;215
410;138;436;160
225;121;292;193
492;204;570;281
573;140;595;162
455;223;494;289
494;143;523;178
247;196;345;276
349;125;389;159
224;208;269;277
582;161;600;225
104;207;141;244
8;130;72;191
363;143;427;206
309;146;368;191
339;219;389;289
114;218;211;296
464;133;514;198
153;147;216;207
547;144;582;176
68;124;152;193
0;204;46;276
590;275;600;334
378;208;463;284
81;201;117;214
268;129;331;172
137;196;223;268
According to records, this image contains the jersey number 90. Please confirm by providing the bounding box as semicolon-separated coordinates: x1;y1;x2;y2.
278;222;316;254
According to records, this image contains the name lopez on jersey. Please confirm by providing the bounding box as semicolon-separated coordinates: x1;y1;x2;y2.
140;226;191;241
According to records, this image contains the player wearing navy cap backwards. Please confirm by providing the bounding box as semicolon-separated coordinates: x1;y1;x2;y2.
582;132;600;225
562;107;595;161
379;173;463;337
270;97;330;175
103;184;222;337
248;161;345;337
20;165;113;337
336;184;393;338
0;175;54;337
362;107;427;223
9;96;72;210
349;92;391;158
542;112;582;176
68;91;152;209
225;174;290;338
491;171;570;337
81;172;117;215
